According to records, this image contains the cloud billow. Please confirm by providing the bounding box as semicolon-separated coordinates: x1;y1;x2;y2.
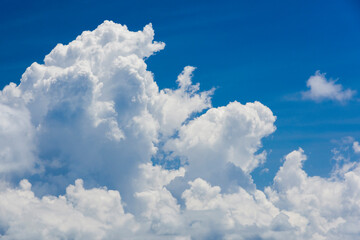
0;21;360;239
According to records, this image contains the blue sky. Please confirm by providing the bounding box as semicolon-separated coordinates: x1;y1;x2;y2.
2;0;360;188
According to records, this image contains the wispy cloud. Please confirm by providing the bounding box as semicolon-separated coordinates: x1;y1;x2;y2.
302;71;356;103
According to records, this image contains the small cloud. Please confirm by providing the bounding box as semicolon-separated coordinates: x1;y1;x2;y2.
353;141;360;153
302;71;356;103
260;168;269;174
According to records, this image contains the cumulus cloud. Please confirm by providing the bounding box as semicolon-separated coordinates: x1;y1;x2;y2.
164;100;276;192
1;21;212;199
0;179;138;239
302;71;356;102
0;21;360;239
266;148;360;239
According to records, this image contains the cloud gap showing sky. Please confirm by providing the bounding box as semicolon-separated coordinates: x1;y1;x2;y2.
0;21;360;240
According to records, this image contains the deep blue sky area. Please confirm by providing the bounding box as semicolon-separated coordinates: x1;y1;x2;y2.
1;0;360;188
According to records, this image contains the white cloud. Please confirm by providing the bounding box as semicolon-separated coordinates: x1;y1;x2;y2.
164;100;276;192
302;71;356;102
150;66;212;138
0;83;37;176
0;179;138;239
0;21;360;239
165;101;276;174
0;20;211;200
134;163;186;234
266;148;360;239
182;178;280;226
353;141;360;153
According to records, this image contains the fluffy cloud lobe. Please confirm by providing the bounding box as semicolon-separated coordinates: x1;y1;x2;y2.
0;21;359;239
